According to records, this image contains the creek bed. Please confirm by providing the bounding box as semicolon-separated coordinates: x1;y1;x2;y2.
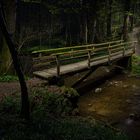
78;74;140;140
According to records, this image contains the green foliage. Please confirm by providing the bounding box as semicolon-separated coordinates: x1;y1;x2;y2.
22;39;66;53
0;86;79;116
132;55;140;75
0;75;19;82
0;85;129;140
43;0;81;15
0;95;20;114
0;75;29;82
30;86;79;116
61;86;79;98
0;113;130;140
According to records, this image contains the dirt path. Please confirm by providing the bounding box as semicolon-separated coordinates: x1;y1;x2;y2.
0;78;45;99
129;27;140;55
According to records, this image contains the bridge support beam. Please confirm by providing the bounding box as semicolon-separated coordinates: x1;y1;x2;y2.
116;56;132;70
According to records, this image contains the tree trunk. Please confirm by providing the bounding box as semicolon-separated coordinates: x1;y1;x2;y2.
122;0;130;41
130;4;135;31
0;0;15;74
15;0;21;44
0;3;30;120
107;0;112;37
85;17;88;44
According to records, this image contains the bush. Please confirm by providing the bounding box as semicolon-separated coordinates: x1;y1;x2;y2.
0;86;130;140
1;116;130;140
0;75;19;82
0;95;20;114
132;55;140;75
0;75;29;82
30;86;79;116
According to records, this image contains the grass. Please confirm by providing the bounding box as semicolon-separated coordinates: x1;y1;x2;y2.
0;86;130;140
0;114;129;140
0;75;30;82
132;55;140;75
0;75;19;82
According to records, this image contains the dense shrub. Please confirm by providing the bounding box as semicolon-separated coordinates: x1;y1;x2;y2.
132;55;140;75
30;86;79;116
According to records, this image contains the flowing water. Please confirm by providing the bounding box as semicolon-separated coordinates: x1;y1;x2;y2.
78;74;140;140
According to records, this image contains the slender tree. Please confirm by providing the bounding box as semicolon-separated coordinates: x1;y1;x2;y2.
122;0;131;41
106;0;113;37
0;2;30;120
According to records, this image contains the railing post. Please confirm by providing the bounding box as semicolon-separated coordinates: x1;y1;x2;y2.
133;41;136;53
56;55;60;77
39;53;42;57
123;45;125;57
71;49;74;58
88;50;91;69
108;44;111;64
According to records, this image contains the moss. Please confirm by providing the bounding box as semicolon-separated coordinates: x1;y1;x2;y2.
0;75;30;82
132;55;140;75
0;38;11;74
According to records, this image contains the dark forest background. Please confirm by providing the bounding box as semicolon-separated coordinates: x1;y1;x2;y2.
0;0;140;74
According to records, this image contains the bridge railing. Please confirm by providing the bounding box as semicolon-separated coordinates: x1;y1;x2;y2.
32;40;136;76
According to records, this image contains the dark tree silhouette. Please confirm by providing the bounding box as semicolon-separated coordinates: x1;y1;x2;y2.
0;3;30;120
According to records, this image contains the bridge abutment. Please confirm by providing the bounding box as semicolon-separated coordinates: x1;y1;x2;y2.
116;56;132;70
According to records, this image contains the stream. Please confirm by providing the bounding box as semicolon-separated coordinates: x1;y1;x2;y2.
78;74;140;140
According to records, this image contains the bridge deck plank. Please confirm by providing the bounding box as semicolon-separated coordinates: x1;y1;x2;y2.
33;49;133;79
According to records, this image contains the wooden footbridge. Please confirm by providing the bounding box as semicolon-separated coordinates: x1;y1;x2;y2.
32;40;137;79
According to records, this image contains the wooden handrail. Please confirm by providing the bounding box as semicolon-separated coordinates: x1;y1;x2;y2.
51;48;94;56
32;40;123;54
32;40;136;76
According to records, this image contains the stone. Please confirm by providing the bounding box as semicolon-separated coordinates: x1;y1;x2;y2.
114;83;119;87
128;113;140;121
129;113;135;117
134;93;140;96
95;88;102;93
126;99;131;104
91;108;96;112
72;108;79;116
132;85;137;89
88;104;92;106
104;67;110;73
123;85;128;88
108;82;113;86
125;118;133;125
128;74;134;78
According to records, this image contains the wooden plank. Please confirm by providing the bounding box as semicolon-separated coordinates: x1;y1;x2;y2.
33;41;136;78
51;48;94;56
33;49;133;79
32;45;94;54
90;55;109;62
33;62;51;68
32;40;123;54
109;41;137;49
60;54;88;62
33;55;55;62
110;47;124;52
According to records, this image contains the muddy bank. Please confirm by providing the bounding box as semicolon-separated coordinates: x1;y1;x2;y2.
64;65;123;92
78;74;140;140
